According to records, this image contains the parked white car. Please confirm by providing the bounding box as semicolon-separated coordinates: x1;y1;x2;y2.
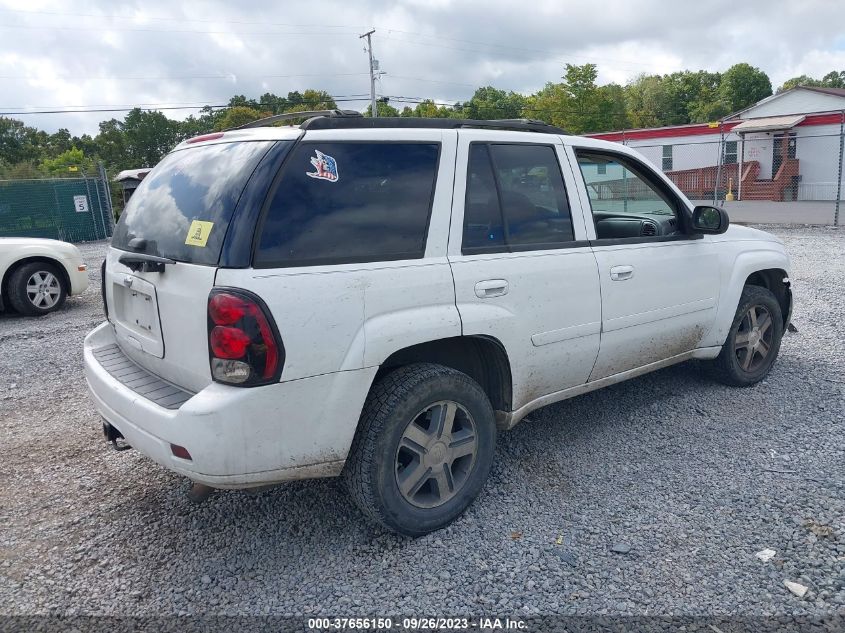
0;237;89;315
84;112;792;535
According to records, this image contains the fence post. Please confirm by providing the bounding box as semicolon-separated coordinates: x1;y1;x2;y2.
81;171;99;241
713;126;725;205
835;110;844;227
98;162;114;236
51;181;63;241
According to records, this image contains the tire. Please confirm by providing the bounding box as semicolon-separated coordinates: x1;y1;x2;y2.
343;363;496;536
7;262;67;316
709;285;783;387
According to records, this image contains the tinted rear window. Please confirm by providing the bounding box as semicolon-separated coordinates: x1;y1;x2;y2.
112;141;274;265
255;142;440;268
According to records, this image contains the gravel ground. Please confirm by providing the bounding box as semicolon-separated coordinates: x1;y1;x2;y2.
0;229;843;621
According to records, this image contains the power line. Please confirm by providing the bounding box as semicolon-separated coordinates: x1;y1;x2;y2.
386;75;475;88
0;95;374;116
0;105;228;116
0;8;364;29
0;95;373;110
0;72;370;81
378;33;656;72
0;8;668;72
0;24;362;36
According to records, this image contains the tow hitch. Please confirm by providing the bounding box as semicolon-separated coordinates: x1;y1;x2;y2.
103;421;132;452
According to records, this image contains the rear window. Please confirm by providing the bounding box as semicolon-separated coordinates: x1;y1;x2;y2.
254;142;440;268
112;141;274;265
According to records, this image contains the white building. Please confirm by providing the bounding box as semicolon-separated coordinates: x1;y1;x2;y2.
589;87;845;201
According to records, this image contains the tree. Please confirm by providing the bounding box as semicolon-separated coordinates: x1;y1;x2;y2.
593;83;630;132
561;63;601;132
46;128;74;156
0;117;46;165
94;119;127;171
778;74;819;93
778;70;845;92
119;109;181;168
364;101;401;117
719;63;772;113
527;81;569;129
625;74;671;128
821;71;845;88
461;86;526;120
400;100;459;118
213;106;271;131
283;89;337;112
40;147;95;175
665;70;727;124
528;66;629;133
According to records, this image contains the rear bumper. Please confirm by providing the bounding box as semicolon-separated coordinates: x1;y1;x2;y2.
84;322;376;488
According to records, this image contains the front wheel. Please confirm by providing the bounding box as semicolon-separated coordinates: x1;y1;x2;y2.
343;363;496;536
709;285;784;387
7;262;67;316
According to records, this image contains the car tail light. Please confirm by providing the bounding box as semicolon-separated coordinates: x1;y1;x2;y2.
207;288;284;386
186;132;225;144
101;260;109;319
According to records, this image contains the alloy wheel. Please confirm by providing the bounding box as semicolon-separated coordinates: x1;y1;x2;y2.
734;304;774;372
395;400;478;509
26;271;61;310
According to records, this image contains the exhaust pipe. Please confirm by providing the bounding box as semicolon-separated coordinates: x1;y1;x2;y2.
102;421;131;452
186;482;215;504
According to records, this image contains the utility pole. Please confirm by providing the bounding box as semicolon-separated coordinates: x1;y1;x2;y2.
360;29;377;117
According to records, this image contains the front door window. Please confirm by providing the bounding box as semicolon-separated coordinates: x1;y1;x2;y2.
575;150;682;241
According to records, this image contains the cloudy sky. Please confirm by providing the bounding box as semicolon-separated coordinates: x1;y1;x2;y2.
2;0;845;135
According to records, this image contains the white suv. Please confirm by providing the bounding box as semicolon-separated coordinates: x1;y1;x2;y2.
84;112;792;535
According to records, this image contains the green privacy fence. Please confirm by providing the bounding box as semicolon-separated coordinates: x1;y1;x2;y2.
0;168;114;242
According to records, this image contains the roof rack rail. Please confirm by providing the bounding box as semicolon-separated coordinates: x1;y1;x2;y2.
233;109;362;130
299;116;569;135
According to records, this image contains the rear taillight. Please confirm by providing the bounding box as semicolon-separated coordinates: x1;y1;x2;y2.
101;260;109;319
186;132;225;144
207;288;284;386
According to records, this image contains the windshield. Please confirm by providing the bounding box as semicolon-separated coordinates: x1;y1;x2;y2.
112;140;275;265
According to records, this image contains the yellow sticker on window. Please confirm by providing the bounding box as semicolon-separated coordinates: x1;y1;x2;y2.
185;220;214;247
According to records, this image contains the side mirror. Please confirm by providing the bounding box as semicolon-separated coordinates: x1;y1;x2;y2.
691;205;729;234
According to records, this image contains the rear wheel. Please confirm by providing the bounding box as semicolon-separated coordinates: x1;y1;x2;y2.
344;363;496;536
709;285;783;387
7;262;67;316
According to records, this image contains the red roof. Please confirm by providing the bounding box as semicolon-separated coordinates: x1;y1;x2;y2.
799;86;845;98
588;111;843;142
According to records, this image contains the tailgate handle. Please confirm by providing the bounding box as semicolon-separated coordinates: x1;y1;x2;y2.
118;252;176;274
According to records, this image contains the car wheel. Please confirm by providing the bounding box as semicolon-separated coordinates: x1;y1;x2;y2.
8;262;67;316
709;285;783;387
344;363;496;536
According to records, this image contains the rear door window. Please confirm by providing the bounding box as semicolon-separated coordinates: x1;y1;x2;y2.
255;142;440;268
112;141;275;266
461;143;575;253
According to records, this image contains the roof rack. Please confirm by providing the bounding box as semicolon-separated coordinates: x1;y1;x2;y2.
300;116;569;135
233;109;363;130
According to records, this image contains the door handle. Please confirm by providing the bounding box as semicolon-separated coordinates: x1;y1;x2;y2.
475;279;509;298
609;265;634;281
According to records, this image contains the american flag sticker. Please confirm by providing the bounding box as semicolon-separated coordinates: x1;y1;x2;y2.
306;150;339;182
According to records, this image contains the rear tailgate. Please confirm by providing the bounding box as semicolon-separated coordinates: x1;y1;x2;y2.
105;250;216;393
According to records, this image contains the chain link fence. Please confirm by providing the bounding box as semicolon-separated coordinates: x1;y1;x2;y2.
618;113;845;226
0;164;114;242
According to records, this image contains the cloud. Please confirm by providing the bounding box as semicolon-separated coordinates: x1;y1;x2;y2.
0;0;844;134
